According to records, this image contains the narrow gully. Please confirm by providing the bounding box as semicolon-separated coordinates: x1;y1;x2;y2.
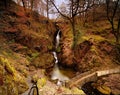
51;30;70;86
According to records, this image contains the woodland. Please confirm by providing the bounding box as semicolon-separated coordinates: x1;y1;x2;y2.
0;0;120;95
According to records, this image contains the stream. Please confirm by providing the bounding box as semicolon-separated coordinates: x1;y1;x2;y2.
51;30;74;86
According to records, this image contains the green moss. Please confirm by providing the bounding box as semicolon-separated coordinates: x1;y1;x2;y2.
0;56;28;94
72;87;85;94
62;87;72;94
0;56;15;75
17;80;28;94
31;52;40;59
27;51;40;62
47;45;53;50
90;46;98;55
5;75;18;95
56;46;61;53
32;74;39;83
82;35;106;43
14;73;29;94
20;69;28;77
37;77;47;89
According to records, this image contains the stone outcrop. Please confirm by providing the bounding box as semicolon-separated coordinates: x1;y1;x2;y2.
59;26;74;67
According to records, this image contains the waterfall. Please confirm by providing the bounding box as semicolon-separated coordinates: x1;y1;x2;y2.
51;30;69;86
53;51;58;64
56;30;60;49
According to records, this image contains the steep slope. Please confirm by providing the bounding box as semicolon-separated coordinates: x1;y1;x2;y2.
58;19;120;72
0;0;57;94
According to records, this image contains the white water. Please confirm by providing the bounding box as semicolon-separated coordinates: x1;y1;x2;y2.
51;30;69;86
55;30;60;49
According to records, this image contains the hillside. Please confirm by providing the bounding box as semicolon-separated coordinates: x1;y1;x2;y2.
0;0;120;95
0;0;57;94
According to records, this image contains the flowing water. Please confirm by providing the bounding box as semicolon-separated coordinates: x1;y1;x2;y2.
51;51;70;86
55;30;60;49
51;30;75;86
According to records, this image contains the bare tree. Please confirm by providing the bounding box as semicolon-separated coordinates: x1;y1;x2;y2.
50;0;94;46
21;0;26;12
46;0;49;19
106;0;120;44
45;0;55;20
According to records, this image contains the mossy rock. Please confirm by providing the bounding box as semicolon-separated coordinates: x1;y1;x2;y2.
37;77;47;89
0;56;28;95
0;56;15;75
97;85;111;94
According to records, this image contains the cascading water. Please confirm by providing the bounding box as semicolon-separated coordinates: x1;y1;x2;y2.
51;30;69;86
55;30;60;49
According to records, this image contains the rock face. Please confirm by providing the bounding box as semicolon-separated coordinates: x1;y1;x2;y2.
32;53;54;69
0;56;28;95
59;26;74;67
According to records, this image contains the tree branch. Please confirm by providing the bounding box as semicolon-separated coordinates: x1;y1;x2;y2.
112;0;119;20
76;3;94;15
50;0;71;21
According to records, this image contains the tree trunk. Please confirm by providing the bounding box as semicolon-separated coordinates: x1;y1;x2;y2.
22;0;26;12
47;0;49;20
30;0;34;11
116;37;120;45
71;16;77;48
116;18;120;44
